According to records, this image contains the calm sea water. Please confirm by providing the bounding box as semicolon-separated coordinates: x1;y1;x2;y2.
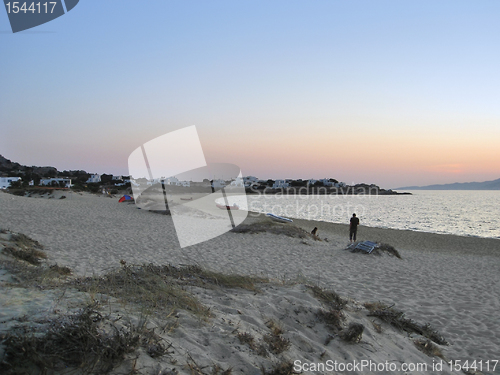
223;191;500;239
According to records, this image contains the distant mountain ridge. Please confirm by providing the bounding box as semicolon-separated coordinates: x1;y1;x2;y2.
396;178;500;190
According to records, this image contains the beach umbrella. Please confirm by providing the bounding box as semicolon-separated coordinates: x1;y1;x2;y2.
118;195;134;203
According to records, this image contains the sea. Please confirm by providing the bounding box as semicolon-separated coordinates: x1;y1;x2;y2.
223;190;500;240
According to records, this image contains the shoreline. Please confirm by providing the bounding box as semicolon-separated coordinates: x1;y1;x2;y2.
276;214;500;257
1;190;498;255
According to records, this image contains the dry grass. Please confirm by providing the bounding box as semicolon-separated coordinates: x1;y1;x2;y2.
339;322;364;343
414;338;446;359
131;263;268;291
366;303;448;345
377;243;402;259
364;301;392;311
308;284;346;310
237;331;256;348
236;320;290;356
236;330;268;356
231;221;320;240
260;361;300;375
263;332;290;355
1;232;47;266
0;302;149;374
262;320;290;355
72;264;266;319
2;243;47;269
73;264;211;318
266;319;284;336
11;233;44;250
49;264;72;276
2;246;47;266
0;259;72;287
371;320;383;333
316;308;345;333
186;354;232;375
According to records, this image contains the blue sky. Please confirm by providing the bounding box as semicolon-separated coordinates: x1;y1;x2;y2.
1;0;500;188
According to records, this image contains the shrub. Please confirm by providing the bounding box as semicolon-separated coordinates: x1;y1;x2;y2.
339;323;364;343
0;303;144;374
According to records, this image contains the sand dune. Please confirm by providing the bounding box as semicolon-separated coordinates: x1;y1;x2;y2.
0;190;499;374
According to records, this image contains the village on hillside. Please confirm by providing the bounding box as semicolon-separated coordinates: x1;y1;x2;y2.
0;155;404;195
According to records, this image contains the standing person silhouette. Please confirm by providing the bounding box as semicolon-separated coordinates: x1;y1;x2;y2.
349;213;360;243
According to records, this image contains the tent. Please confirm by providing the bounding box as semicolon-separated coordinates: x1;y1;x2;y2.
118;194;134;203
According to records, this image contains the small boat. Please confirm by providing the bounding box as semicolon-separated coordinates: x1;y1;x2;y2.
216;203;239;210
266;213;293;223
180;197;193;201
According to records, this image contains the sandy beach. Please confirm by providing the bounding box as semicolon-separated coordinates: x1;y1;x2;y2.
0;190;499;374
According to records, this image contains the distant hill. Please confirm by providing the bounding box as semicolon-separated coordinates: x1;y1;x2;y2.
0;154;58;177
396;178;500;190
0;155;90;183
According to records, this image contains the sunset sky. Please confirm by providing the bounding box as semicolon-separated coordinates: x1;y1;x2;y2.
1;1;500;188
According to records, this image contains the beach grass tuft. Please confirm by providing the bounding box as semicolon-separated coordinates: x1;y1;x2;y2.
414;338;445;359
237;331;256;348
134;263;269;291
186;354;233;375
0;302;146;374
307;284;346;310
263;333;291;354
316;308;345;333
11;233;44;250
73;264;211;318
377;243;402;258
260;361;300;375
231;220;320;240
0;258;72;287
49;263;72;276
262;320;290;354
371;320;383;333
366;303;448;345
2;245;47;266
339;322;364;343
72;263;267;320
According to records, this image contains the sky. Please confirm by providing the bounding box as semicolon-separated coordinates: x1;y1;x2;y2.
1;0;500;189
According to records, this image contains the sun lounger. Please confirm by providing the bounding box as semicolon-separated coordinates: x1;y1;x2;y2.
349;241;379;254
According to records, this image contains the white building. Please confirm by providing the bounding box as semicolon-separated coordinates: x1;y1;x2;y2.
319;178;334;187
230;177;244;187
243;176;259;187
86;174;101;183
147;178;163;186
272;179;290;189
164;177;179;185
40;178;72;188
0;177;22;189
175;180;190;187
